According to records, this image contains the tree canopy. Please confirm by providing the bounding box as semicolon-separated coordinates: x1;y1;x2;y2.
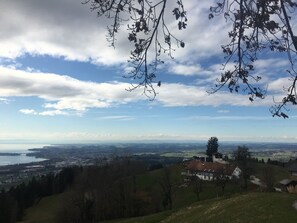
232;145;252;189
206;136;219;158
84;0;297;117
232;145;251;162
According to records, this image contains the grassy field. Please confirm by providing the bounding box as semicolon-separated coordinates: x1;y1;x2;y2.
109;193;297;223
18;192;69;223
18;192;297;223
253;163;290;182
18;162;295;223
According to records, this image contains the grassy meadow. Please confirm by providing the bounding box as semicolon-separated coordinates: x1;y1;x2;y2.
17;162;297;223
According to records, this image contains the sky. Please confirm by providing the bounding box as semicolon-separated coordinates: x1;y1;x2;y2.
0;0;296;143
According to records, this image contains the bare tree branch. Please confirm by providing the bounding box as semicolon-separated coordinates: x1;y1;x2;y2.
210;0;297;117
84;0;187;98
85;0;297;117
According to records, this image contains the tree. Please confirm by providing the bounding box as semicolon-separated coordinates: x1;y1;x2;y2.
84;0;187;98
262;164;275;191
209;0;297;118
85;0;297;117
214;167;229;196
232;146;252;190
206;136;219;158
0;190;17;223
158;167;175;210
190;174;202;201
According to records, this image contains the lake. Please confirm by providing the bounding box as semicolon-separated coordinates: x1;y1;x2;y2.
0;144;48;166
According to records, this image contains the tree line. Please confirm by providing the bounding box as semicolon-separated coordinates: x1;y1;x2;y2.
0;158;180;223
0;167;79;223
56;158;179;223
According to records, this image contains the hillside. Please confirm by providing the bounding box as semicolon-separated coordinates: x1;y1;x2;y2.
109;193;297;223
16;161;297;223
18;192;297;223
18;192;70;223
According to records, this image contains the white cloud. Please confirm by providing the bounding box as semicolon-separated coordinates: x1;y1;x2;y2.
254;58;289;70
19;108;69;116
97;116;136;121
267;77;291;93
0;98;10;104
19;109;38;115
217;109;229;113
0;66;281;115
170;64;204;76
39;110;69;116
0;0;228;67
165;0;230;61
180;115;274;121
0;66;143;113
156;83;273;107
0;0;131;65
43;99;111;112
0;0;292;91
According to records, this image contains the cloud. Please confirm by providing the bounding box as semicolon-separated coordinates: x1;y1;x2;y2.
165;0;230;61
0;0;228;67
0;66;144;113
0;0;131;65
19;109;69;116
0;98;10;104
39;110;69;116
0;0;291;91
97;116;136;121
254;58;289;70
155;83;273;107
267;77;291;93
180;115;274;121
19;109;38;115
169;64;203;76
217;109;229;113
0;66;281;115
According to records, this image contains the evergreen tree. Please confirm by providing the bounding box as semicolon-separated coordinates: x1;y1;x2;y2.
206;137;219;158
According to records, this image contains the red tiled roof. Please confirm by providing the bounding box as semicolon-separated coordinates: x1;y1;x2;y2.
185;160;235;175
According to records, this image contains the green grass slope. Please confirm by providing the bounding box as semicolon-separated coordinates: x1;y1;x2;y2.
110;193;297;223
18;192;69;223
253;163;290;182
17;163;295;223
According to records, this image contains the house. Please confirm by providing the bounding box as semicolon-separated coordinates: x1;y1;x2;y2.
182;160;241;181
192;153;227;164
276;179;297;194
192;155;209;162
212;152;228;164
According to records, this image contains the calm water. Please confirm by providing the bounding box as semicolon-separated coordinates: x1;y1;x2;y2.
0;144;48;166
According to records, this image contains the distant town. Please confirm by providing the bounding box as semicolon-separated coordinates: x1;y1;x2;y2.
1;142;297;190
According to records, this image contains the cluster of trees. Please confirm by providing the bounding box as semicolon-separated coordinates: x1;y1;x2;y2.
189;138;243;199
56;158;179;223
203;138;278;192
232;145;252;190
232;145;279;192
0;167;79;223
0;158;181;223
